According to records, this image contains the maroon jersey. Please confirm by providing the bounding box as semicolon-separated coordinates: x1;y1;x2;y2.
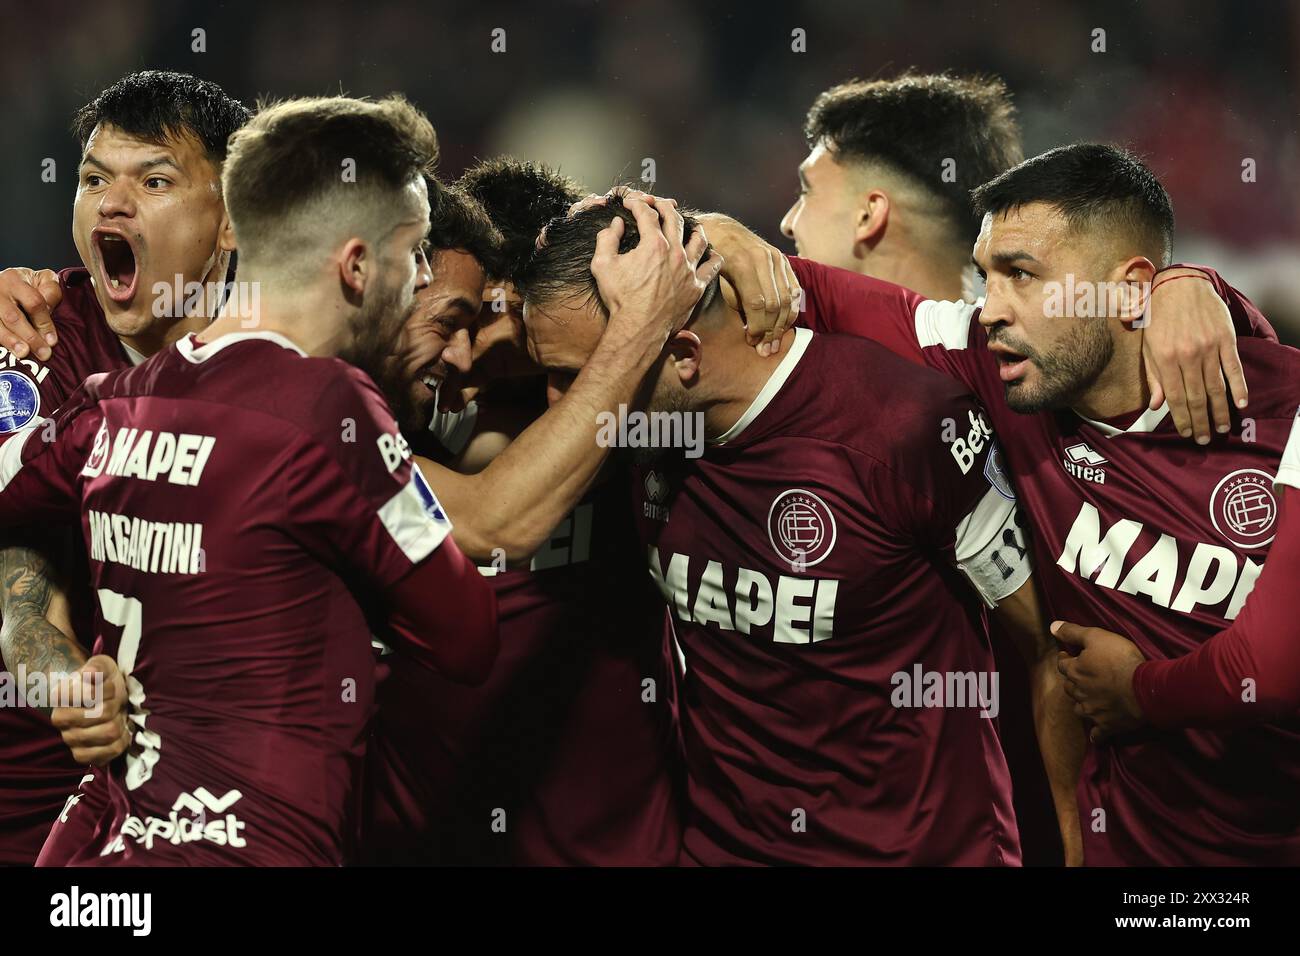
633;327;1027;865
363;474;683;865
0;331;465;865
793;256;1300;865
0;267;133;864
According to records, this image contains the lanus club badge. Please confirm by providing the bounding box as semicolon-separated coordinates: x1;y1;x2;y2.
1209;468;1277;550
0;370;40;433
767;488;837;568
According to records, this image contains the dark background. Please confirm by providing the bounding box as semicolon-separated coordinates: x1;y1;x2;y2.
3;0;1298;338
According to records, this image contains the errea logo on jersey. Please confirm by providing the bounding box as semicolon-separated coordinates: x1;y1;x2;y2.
643;469;670;522
1063;442;1108;485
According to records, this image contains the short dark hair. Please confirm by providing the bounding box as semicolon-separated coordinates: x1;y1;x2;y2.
517;188;716;316
223;95;438;260
970;144;1175;267
805;72;1021;240
455;157;583;282
72;70;250;167
426;178;506;277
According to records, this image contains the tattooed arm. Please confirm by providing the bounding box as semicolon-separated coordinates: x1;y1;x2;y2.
0;532;131;766
0;534;84;713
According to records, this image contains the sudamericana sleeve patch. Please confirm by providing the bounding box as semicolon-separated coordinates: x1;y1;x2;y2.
0;370;41;433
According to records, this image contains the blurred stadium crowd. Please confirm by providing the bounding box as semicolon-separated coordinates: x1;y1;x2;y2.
2;0;1297;339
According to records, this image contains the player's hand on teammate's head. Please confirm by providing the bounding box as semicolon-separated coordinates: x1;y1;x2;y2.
1141;267;1248;446
0;266;61;362
1052;620;1147;743
50;655;132;767
695;213;801;358
589;191;722;342
567;187;677;218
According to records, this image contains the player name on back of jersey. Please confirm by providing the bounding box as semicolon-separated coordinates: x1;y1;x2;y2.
76;425;215;575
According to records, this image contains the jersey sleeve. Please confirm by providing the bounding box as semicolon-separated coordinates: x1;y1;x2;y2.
0;379;102;524
1275;406;1300;492
871;392;1033;608
1166;264;1278;342
286;367;498;681
788;256;1000;407
286;366;454;590
1132;485;1300;728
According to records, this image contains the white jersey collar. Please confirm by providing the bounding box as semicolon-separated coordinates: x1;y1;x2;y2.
712;327;812;445
121;341;148;367
1074;401;1170;437
176;330;309;364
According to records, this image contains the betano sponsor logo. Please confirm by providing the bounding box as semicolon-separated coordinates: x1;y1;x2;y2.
949;409;993;475
648;546;838;643
1056;502;1261;619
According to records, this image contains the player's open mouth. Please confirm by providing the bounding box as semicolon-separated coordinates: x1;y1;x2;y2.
991;345;1030;383
92;228;140;304
416;361;445;400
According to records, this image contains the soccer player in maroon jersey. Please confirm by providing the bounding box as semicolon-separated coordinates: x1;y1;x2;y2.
1052;413;1300;736
517;193;1082;866
0;94;506;866
360;160;684;865
758;143;1299;865
0;70;250;865
763;72;1083;865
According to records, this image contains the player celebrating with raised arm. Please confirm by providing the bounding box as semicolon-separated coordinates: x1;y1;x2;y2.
517;192;1076;866
361;163;684;866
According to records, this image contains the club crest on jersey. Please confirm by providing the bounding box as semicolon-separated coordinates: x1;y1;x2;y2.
1209;468;1276;550
0;369;40;433
767;489;837;568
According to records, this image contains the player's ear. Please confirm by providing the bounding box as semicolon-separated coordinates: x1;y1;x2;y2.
337;238;368;300
217;207;237;254
666;330;702;385
854;189;889;251
1117;256;1158;324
